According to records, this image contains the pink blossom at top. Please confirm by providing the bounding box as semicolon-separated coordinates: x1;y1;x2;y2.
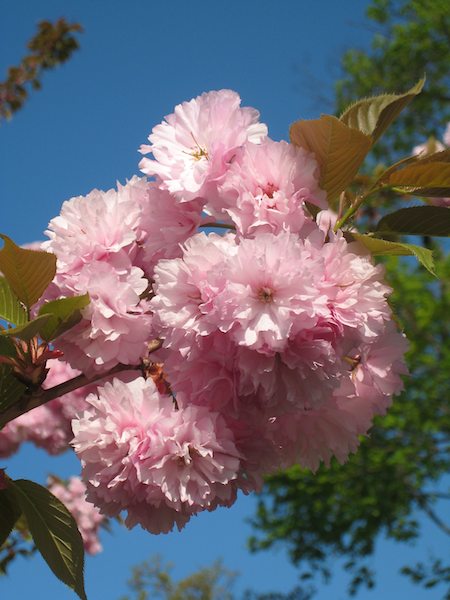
139;90;267;204
216;139;327;235
48;476;104;555
72;377;241;534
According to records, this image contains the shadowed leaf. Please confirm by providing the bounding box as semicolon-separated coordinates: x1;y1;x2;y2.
0;365;26;416
0;488;22;547
376;206;450;237
10;479;87;600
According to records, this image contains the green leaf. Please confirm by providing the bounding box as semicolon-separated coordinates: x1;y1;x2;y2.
376;206;450;237
414;148;450;165
38;294;90;342
0;365;26;416
0;336;16;358
290;115;371;202
387;162;450;197
10;479;87;600
1;314;52;342
0;235;56;309
351;233;436;276
0;487;22;547
377;150;450;186
0;277;27;326
340;77;425;143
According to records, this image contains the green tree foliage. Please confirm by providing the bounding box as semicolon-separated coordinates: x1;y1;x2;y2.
119;556;237;600
249;1;450;596
119;555;313;600
0;18;82;121
335;0;450;160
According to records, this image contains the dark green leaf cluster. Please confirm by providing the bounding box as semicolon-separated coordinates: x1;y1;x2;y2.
0;18;82;120
401;558;450;598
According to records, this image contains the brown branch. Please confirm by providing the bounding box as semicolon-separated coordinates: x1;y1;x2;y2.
415;493;450;537
0;338;163;429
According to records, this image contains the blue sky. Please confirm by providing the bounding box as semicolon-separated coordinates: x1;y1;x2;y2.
1;2;448;599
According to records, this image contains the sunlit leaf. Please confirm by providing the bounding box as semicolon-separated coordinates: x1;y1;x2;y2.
290;115;371;202
340;77;425;143
0;277;27;326
1;314;52;342
351;233;436;275
0;235;56;309
38;294;90;342
376;206;450;237
10;479;87;600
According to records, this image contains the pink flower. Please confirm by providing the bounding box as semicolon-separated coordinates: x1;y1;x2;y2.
150;232;235;355
55;262;153;374
150;225;407;472
49;476;104;555
139;90;267;204
44;177;146;276
216;139;326;235
72;377;240;534
342;322;409;412
136;183;203;274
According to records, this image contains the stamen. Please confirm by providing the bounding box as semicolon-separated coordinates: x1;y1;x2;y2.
258;286;274;303
189;131;208;161
263;182;278;199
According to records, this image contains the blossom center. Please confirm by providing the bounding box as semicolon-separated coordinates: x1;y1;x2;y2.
189;132;209;161
191;146;209;161
258;286;275;303
263;182;278;199
344;354;361;371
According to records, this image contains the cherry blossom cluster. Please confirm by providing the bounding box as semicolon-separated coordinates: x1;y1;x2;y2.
3;90;408;536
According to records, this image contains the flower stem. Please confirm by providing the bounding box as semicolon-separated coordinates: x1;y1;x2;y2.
0;339;163;429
